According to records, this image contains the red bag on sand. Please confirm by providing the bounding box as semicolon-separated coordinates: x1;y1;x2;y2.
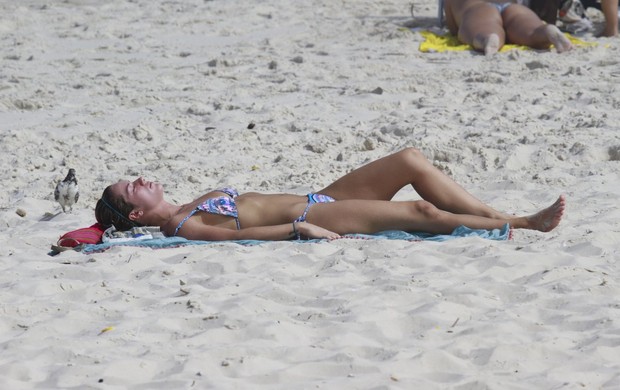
57;223;106;248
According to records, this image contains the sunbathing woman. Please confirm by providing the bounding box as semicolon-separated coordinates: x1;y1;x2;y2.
444;0;574;55
95;148;566;241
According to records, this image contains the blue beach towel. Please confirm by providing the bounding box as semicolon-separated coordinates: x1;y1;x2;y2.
80;224;511;254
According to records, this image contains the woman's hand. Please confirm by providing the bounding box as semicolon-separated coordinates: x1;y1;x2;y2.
296;221;341;240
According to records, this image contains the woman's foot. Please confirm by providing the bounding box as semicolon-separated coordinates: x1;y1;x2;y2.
525;195;566;232
545;25;573;53
600;25;619;37
484;33;501;56
473;33;501;56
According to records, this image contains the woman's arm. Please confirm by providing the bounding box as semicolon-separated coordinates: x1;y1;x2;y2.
175;219;340;241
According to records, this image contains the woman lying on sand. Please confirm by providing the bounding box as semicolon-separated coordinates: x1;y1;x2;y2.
95;148;565;241
444;0;574;55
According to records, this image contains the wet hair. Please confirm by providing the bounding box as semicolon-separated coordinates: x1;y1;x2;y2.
95;186;143;231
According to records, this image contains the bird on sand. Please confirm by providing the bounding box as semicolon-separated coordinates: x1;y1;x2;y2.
55;168;79;213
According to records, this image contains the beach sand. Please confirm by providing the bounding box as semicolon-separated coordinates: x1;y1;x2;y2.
1;0;619;388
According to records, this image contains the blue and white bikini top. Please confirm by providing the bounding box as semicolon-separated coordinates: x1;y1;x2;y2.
173;187;240;236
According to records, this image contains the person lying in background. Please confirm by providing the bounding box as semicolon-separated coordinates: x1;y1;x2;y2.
444;0;573;55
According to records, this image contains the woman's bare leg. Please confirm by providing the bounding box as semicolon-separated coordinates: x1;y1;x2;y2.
444;0;460;36
309;196;565;235
600;0;619;37
319;147;513;219
445;0;506;55
502;5;573;52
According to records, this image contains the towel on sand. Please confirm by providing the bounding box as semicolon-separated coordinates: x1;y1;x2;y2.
418;30;595;52
78;224;511;254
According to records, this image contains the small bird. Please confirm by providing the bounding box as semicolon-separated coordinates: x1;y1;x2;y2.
55;168;79;213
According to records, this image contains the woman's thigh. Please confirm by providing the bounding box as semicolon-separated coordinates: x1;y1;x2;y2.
458;2;505;43
502;4;545;43
306;200;433;234
317;148;422;201
316;153;400;201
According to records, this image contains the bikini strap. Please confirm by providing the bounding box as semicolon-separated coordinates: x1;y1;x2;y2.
173;208;200;237
294;194;314;223
174;202;242;236
216;187;238;198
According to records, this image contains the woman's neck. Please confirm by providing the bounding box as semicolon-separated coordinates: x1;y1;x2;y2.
140;201;183;227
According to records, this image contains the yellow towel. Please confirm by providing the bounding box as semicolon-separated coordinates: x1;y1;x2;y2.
418;30;596;53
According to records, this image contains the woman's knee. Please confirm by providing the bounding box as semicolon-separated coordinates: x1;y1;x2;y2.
398;147;426;164
410;200;441;220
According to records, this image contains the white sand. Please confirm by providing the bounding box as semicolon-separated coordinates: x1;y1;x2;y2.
1;0;619;388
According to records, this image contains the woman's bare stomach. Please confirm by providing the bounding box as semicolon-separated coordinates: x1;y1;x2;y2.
236;193;308;228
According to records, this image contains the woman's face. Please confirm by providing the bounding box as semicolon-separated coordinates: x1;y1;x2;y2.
109;177;164;212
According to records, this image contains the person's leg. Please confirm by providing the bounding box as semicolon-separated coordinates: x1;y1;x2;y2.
445;0;506;55
502;4;573;51
444;0;460;36
600;0;619;36
319;147;511;219
307;196;566;235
